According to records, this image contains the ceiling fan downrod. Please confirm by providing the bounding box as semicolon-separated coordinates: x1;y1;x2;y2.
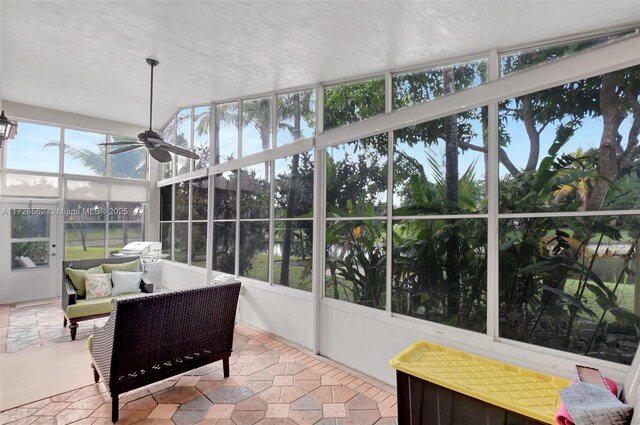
146;58;159;132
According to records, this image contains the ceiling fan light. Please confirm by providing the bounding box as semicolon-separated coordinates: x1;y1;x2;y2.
0;110;16;141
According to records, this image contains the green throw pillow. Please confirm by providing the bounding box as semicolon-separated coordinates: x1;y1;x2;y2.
102;259;140;273
65;265;104;297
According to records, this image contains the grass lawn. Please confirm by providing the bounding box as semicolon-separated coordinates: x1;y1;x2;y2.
244;253;311;291
64;246;108;260
564;278;636;319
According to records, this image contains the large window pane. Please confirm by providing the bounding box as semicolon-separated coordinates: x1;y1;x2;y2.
326;135;387;217
242;97;272;157
499;65;640;213
215;102;239;164
275;152;314;219
11;209;49;270
392;218;487;332
174;222;189;264
325;219;386;310
64;201;106;222
176;108;192;175
175;181;190;221
160;185;172;221
501;31;635;76
194;105;210;169
12;242;48;269
66;180;109;200
212;221;235;274
6;122;60;173
241;163;270;219
161;117;176;179
214;171;237;219
499;215;639;365
274;220;313;291
108;202;145;222
324;77;385;131
239;221;269;281
3;173;60;197
65;223;105;260
191;222;207;268
393;109;487;213
277;90;315;145
393;59;487;110
160;222;172;256
192;177;208;221
11;211;48;238
110;136;147;179
64;129;107;176
108;223;143;255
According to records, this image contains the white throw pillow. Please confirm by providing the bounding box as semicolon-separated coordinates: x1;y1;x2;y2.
111;270;142;295
209;274;240;285
86;273;112;299
20;256;37;268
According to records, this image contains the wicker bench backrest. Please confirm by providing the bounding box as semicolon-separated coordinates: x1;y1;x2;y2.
62;256;141;289
109;282;241;393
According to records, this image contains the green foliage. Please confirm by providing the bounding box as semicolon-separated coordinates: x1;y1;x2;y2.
324;79;385;130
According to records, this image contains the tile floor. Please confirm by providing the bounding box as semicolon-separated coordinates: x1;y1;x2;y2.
0;300;101;353
0;301;398;424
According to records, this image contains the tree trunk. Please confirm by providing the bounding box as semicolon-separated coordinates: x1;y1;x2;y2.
586;72;625;211
280;94;302;286
522;95;541;171
443;67;460;318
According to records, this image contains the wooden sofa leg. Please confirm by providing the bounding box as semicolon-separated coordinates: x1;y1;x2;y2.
69;322;78;340
91;363;100;383
223;356;230;378
111;393;119;422
63;317;67;327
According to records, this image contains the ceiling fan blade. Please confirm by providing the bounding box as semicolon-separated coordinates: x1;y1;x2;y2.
109;145;144;155
149;147;173;163
162;144;201;160
99;141;142;146
149;136;171;146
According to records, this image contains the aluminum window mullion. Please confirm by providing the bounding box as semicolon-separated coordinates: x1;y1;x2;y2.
316;36;640;151
487;48;500;341
272;94;278;148
312;82;325;355
59;127;64;175
171;184;175;262
238;101;243;159
190;107;195;173
187;180;193;266
385;130;393;315
269;159;275;285
206;174;214;282
235;170;240;276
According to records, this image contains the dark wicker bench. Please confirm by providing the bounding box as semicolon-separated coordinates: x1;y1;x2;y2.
89;282;241;422
62;257;154;340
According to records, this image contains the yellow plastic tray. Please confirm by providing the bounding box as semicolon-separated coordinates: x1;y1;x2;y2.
390;341;571;424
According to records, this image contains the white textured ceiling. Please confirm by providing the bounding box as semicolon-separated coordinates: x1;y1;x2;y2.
1;1;639;130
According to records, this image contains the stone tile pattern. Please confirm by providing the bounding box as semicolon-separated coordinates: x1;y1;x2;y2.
1;300;102;353
1;324;398;424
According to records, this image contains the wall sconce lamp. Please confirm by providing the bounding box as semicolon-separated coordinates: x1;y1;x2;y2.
0;110;17;149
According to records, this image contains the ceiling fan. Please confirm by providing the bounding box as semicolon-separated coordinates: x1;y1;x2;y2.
101;58;200;163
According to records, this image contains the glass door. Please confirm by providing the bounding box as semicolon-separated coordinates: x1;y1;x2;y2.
1;204;60;303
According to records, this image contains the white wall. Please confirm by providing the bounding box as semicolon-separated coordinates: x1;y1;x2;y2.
161;261;207;290
3;101;141;138
236;280;313;350
161;263;314;350
319;299;630;386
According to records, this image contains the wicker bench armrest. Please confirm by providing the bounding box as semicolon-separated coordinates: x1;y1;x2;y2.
62;279;77;310
91;303;118;389
140;277;154;293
